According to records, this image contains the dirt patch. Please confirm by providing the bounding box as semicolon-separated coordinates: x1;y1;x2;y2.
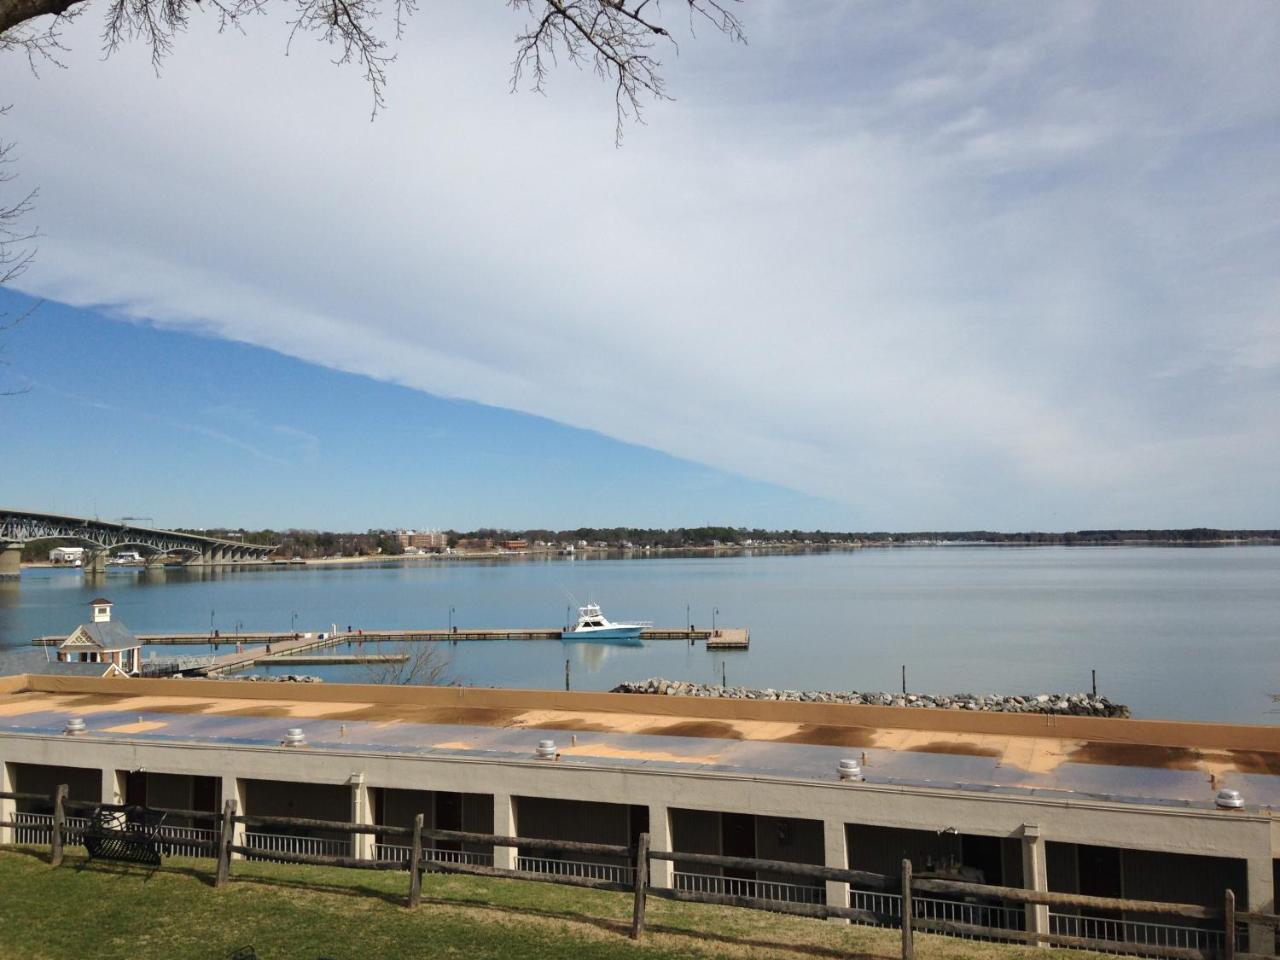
520;717;618;733
776;723;879;748
1218;750;1280;776
638;720;745;740
338;704;524;726
222;704;296;718
905;740;1002;758
1069;741;1201;770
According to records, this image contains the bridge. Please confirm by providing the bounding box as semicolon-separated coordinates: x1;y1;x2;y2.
0;509;278;578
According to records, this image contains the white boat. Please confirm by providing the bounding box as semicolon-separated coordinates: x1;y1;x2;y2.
561;603;650;640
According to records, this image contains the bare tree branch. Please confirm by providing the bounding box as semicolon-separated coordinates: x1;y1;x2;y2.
0;103;36;396
1;0;744;127
510;0;744;142
361;641;455;686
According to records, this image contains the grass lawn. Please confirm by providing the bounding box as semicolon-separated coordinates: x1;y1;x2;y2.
0;847;1107;960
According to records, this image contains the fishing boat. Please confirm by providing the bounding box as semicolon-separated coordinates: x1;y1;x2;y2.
561;603;650;640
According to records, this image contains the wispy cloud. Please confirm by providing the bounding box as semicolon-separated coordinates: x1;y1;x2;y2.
2;0;1277;526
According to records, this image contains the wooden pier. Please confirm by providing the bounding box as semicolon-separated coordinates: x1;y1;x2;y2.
259;653;408;665
31;625;750;676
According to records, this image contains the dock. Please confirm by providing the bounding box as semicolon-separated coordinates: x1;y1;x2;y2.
33;625;750;676
34;627;749;648
258;653;409;665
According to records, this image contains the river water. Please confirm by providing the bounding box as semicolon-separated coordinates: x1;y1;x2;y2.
1;546;1276;724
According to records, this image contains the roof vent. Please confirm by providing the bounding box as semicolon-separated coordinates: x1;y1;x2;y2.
1215;788;1244;809
535;739;557;760
64;717;87;736
282;727;307;747
838;758;863;781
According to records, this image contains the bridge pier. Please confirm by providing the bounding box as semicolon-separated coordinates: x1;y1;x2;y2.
84;550;108;575
0;544;20;580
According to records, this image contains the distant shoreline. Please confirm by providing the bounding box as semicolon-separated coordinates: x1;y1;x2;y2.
23;537;1279;571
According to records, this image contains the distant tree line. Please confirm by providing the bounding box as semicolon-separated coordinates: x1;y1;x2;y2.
165;526;1280;559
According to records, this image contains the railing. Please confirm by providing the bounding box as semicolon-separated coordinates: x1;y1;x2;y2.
375;843;494;868
243;832;353;861
519;855;634;886
1050;912;1228;955
13;811;89;846
675;871;825;905
846;887;1025;934
157;824;222;859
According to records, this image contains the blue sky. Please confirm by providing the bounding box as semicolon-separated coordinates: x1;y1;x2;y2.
0;293;844;529
1;2;1278;530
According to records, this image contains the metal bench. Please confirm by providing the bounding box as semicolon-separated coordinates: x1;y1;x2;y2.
82;804;167;867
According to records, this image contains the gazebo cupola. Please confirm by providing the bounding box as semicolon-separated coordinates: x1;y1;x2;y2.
91;598;113;623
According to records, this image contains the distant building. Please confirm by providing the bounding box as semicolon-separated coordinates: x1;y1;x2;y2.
49;546;85;565
455;538;495;551
500;540;528;551
55;599;141;676
396;530;447;551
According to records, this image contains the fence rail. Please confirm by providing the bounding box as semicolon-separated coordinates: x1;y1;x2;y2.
4;785;1279;960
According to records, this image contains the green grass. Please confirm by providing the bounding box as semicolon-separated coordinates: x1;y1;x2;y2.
0;848;1105;960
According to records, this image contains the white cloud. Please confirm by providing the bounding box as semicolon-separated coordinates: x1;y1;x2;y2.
2;0;1278;527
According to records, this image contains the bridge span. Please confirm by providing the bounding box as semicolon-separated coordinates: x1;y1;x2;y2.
0;508;278;578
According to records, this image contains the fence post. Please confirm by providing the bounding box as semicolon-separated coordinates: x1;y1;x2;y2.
1224;889;1235;960
631;832;650;941
49;784;68;868
900;859;914;960
407;813;424;909
215;798;236;889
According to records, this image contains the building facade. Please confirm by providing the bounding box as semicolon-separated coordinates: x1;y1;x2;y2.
0;675;1275;954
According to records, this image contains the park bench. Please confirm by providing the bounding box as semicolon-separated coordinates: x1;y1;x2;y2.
82;804;167;867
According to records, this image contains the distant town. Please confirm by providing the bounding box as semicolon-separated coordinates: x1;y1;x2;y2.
24;526;1272;562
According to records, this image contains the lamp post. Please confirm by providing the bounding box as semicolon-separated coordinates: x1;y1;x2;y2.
712;607;719;632
210;608;215;639
448;605;456;632
686;604;691;631
291;611;298;636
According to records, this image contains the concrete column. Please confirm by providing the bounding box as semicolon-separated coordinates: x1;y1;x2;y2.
649;803;674;888
1;761;15;845
350;774;373;859
145;553;166;569
1248;857;1275;955
0;543;20;580
222;775;246;859
1021;824;1049;943
212;547;226;566
84;550;108;575
493;793;516;869
824;819;850;920
102;768;125;805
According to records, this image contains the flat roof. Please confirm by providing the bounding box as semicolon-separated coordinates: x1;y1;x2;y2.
1;675;1277;813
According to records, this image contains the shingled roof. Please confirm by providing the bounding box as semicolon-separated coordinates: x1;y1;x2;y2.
60;620;139;651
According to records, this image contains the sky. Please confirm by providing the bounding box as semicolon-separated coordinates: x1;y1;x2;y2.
1;1;1278;531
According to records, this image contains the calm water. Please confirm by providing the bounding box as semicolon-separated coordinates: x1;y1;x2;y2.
2;547;1277;724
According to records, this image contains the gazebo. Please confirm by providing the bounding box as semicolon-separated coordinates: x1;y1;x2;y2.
56;598;141;676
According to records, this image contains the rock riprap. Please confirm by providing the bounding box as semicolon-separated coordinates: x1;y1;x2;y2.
610;679;1130;717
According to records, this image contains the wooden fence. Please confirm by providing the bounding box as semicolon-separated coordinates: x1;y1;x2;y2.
3;786;1277;960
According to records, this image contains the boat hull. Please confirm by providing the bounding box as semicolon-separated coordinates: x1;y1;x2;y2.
560;625;645;640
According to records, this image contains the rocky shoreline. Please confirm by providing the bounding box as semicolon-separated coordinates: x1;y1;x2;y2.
611;678;1130;718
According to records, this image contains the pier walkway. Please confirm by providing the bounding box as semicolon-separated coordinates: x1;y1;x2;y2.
33;626;750;675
